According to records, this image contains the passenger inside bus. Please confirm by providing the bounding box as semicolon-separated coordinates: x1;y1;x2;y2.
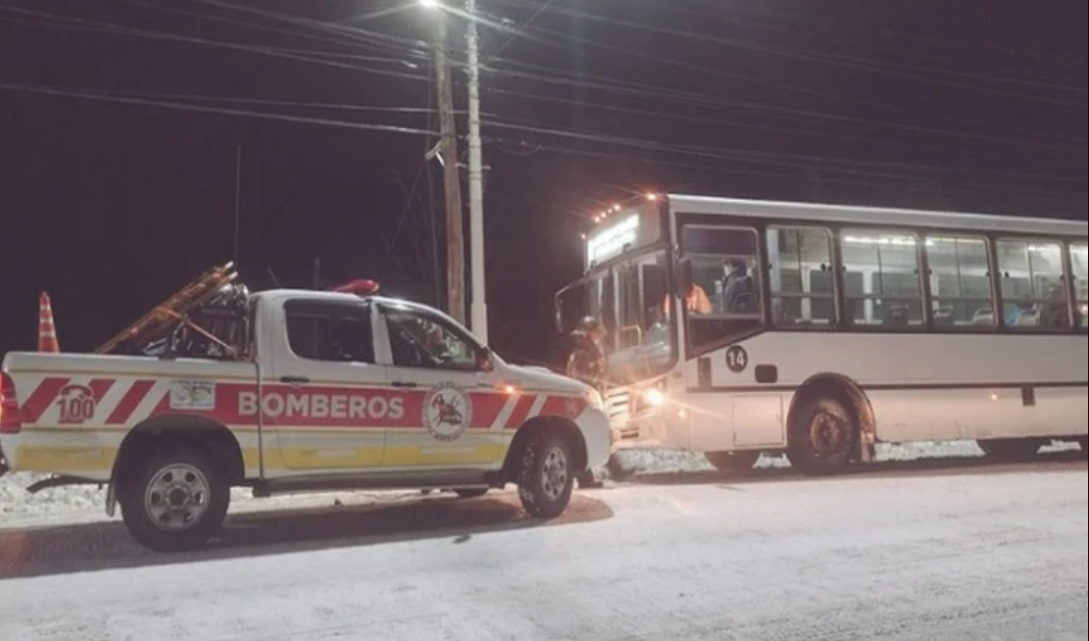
662;281;711;316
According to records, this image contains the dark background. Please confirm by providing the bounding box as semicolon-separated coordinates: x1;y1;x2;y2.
1;0;1085;367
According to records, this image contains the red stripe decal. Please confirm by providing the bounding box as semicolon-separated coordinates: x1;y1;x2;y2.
540;395;586;420
468;391;506;428
106;380;155;425
87;379;115;404
504;394;536;429
19;377;70;424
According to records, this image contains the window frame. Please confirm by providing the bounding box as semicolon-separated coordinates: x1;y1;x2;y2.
281;298;377;364
993;236;1074;333
837;227;928;332
922;232;997;332
1066;240;1088;334
677;222;767;357
766;225;838;331
376;303;488;373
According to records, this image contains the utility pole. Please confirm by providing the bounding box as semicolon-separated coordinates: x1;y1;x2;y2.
432;15;466;324
465;0;488;343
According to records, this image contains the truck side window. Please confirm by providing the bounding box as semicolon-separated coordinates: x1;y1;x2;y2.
284;300;375;363
383;308;479;371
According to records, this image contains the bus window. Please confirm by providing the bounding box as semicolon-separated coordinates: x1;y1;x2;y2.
1070;242;1087;328
925;235;994;328
767;227;835;327
679;226;762;353
840;230;924;327
997;240;1068;330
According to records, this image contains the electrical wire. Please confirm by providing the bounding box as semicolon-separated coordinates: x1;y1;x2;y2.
0;83;438;137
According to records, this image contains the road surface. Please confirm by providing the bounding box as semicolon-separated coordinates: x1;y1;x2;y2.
0;454;1086;640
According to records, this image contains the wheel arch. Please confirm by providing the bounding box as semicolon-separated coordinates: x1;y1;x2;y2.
501;415;588;481
111;414;245;488
787;372;875;459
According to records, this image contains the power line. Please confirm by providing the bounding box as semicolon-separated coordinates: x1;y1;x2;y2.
0;83;439;137
485;138;1085;211
482;85;1082;165
494;17;1081;142
0;6;431;83
483;118;1086;186
481;59;1086;155
486;0;1087;108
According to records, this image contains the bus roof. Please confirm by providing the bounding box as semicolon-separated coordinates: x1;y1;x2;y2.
666;194;1087;238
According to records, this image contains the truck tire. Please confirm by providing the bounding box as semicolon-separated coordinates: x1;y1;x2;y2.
118;445;230;553
516;433;574;519
976;438;1043;461
786;396;855;476
453;488;488;499
705;450;760;473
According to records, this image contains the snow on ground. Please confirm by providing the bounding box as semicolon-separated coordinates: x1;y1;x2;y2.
0;459;1085;640
1;440;1077;529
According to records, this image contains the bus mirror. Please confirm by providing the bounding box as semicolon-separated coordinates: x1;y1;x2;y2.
677;257;693;296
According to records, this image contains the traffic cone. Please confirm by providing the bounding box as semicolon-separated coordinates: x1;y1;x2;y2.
38;292;59;353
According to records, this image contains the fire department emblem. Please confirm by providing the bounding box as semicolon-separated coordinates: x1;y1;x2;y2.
423;382;473;442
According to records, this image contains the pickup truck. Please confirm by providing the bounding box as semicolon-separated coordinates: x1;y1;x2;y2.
0;284;611;552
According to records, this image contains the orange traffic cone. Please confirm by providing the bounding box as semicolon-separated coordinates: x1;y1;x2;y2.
38;292;59;353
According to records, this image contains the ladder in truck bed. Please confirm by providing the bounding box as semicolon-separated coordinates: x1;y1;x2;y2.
95;262;239;354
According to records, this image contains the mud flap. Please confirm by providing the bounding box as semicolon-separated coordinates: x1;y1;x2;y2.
105;476;117;517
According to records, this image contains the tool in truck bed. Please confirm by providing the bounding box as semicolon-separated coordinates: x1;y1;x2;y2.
94;261;242;357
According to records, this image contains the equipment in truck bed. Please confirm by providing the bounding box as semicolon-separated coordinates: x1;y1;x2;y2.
95;262;240;356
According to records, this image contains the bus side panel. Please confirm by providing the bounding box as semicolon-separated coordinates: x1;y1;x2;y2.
684;332;1086;450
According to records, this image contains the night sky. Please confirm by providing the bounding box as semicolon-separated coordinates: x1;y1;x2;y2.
1;0;1085;367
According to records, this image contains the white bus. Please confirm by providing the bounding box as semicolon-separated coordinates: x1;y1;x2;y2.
556;194;1087;475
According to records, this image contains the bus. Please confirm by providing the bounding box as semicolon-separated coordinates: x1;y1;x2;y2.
555;194;1087;476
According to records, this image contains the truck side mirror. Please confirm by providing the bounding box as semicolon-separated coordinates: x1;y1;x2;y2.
477;347;495;372
676;257;693;296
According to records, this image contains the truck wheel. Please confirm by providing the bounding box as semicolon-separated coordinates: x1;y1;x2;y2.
786;396;855;476
453;488;488;499
516;433;574;519
118;445;230;553
976;438;1042;461
705;450;759;473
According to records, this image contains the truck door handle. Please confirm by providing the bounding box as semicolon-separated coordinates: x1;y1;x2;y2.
280;376;310;384
391;380;417;388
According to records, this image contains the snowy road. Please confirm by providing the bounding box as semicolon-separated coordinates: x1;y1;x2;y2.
0;454;1086;641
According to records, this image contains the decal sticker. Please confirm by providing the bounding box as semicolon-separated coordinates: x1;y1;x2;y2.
725;345;748;373
169;380;217;411
423;382;473;442
57;384;97;424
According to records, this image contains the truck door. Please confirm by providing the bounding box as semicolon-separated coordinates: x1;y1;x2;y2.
374;302;508;470
263;298;389;472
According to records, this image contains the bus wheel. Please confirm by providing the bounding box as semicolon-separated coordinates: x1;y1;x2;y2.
786;396;855;476
976;438;1042;461
705;450;759;473
1078;437;1087;455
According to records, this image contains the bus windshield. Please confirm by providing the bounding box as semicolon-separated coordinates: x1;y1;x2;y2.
557;248;675;384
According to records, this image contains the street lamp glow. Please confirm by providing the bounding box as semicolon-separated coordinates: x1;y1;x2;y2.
418;0;440;8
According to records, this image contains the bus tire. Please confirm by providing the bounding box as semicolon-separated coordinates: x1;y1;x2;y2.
705;450;760;473
976;438;1042;461
786;396;855;476
118;445;230;553
516;433;574;519
1078;436;1087;455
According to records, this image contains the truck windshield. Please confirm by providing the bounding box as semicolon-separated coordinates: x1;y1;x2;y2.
557;249;675;384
